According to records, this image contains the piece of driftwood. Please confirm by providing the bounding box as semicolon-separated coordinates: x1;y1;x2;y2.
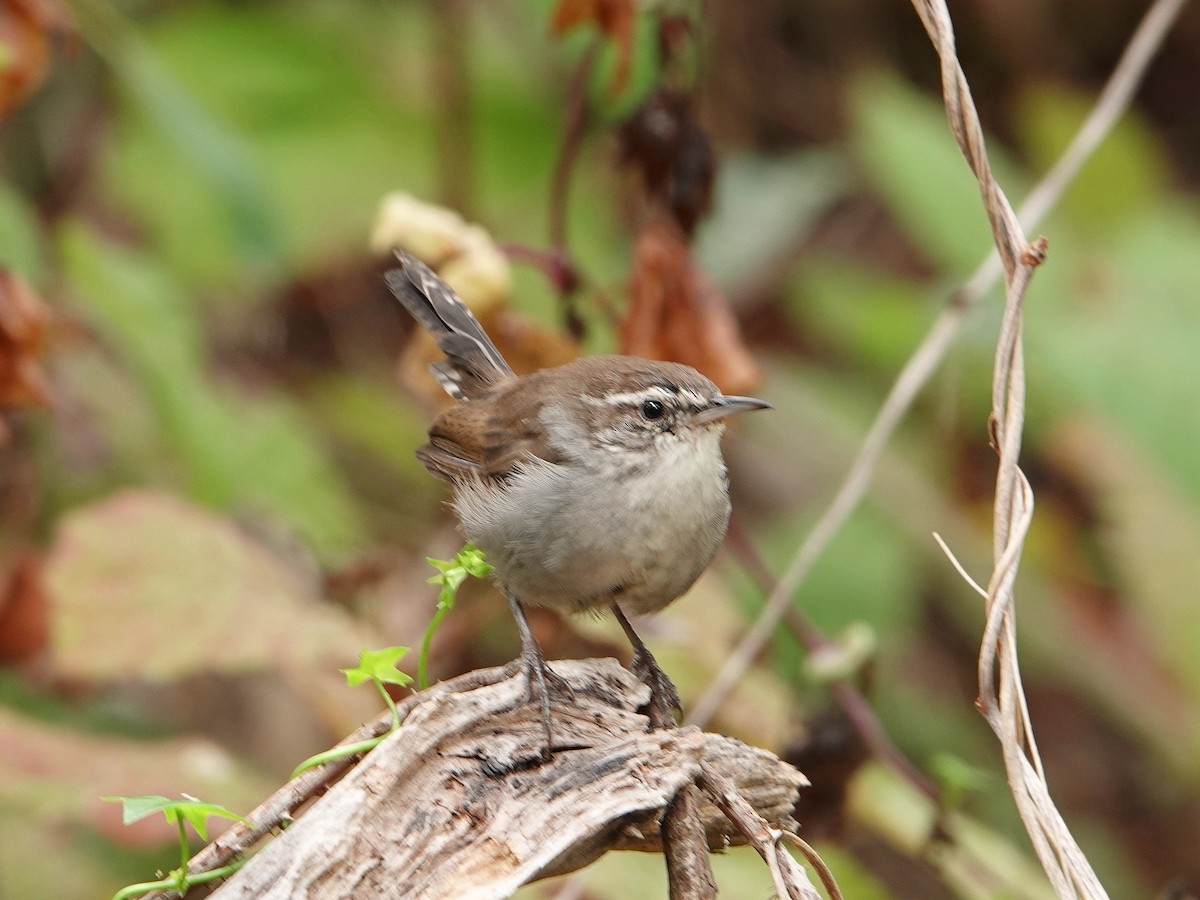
203;659;805;899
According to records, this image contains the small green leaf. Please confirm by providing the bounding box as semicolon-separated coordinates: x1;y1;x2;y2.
457;545;494;579
172;799;249;842
103;794;175;826
425;544;494;608
419;545;493;689
341;647;414;689
103;794;250;841
425;556;457;576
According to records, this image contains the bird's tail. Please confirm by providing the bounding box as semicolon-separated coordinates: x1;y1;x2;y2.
384;250;514;400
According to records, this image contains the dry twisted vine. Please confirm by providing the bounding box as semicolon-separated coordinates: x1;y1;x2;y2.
914;0;1146;893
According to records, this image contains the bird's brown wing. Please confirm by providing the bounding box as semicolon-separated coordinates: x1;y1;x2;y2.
419;378;567;483
416;440;482;483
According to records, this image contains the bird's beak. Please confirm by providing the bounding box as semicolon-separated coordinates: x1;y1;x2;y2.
694;394;773;425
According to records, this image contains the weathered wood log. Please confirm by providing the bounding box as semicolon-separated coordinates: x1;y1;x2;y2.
211;659;806;899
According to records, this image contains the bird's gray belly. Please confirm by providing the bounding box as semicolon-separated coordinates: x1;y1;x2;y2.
453;460;730;614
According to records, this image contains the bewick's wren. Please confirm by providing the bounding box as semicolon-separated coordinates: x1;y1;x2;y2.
387;251;769;746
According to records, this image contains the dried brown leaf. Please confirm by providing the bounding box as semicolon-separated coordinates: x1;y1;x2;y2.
0;270;52;410
623;217;761;397
0;0;72;119
551;0;636;95
0;551;48;664
619;88;715;234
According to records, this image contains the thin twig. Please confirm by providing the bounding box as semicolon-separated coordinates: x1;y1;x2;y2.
932;532;987;599
779;831;845;900
549;38;600;251
431;0;475;217
724;519;940;802
696;762;828;900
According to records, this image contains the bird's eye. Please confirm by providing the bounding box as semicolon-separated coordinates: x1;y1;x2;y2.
641;399;666;420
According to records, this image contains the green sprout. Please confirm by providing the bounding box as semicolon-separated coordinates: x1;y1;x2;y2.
103;795;251;900
291;646;414;777
420;544;493;689
342;645;414;728
290;545;491;778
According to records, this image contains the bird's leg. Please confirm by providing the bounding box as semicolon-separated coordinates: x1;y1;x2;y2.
504;594;574;754
613;604;681;730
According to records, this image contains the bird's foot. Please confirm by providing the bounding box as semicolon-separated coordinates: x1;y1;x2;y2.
630;645;682;730
503;639;576;759
613;604;681;730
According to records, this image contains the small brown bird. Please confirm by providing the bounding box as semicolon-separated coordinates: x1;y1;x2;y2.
387;251;769;747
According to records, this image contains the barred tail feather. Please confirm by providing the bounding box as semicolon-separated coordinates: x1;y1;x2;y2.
385;250;514;399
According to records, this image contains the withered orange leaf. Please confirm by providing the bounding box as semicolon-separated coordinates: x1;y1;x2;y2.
551;0;636;96
623;217;761;397
0;0;73;120
0;552;49;665
0;269;52;410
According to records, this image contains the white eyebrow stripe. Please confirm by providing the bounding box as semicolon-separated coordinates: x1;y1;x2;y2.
581;386;709;409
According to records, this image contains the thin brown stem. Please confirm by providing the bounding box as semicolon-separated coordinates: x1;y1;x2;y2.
697;762;827;900
722;517;940;802
431;0;475;217
549;39;600;251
